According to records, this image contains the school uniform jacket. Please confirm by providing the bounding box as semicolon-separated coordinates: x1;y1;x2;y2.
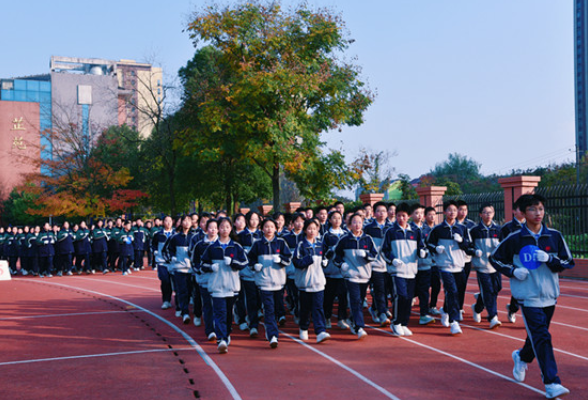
426;221;473;273
90;228;108;253
192;236;216;289
56;229;75;255
201;239;248;298
236;228;262;281
73;229;91;255
363;219;393;273
163;231;195;274
410;222;434;271
322;228;346;279
292;238;327;292
470;221;501;274
248;236;292;291
283;230;304;279
117;229;134;257
490;224;574;308
500;218;524;240
382;222;425;279
333;232;377;284
151;229;174;267
36;230;56;257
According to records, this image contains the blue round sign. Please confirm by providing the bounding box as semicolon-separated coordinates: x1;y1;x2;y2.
519;245;541;270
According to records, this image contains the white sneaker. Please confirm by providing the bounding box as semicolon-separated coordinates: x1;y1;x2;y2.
357;327;368;339
193;317;202;327
299;329;309;341
489;316;502;330
218;340;228;354
182;315;191;324
429;307;441;316
411;297;417;307
269;336;278;348
391;324;404;337
91;270;96;274
22;270;29;276
239;322;249;331
419;315;435;325
379;313;391;327
207;332;217;342
56;271;62;277
512;350;528;382
368;308;380;324
122;271;129;276
458;309;464;321
249;328;258;338
506;304;516;323
175;310;182;318
161;301;172;310
337;319;350;329
450;321;462;335
66;271;73;276
544;383;570;399
471;304;482;323
316;331;330;343
440;308;450;327
402;326;413;336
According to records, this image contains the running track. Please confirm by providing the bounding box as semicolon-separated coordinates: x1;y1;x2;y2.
1;272;586;399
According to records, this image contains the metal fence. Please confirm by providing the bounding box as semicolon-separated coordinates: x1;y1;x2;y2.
535;185;588;258
437;191;505;224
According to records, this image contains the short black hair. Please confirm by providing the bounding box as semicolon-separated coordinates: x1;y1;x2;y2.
373;201;388;212
303;218;320;232
443;200;458;211
410;203;425;214
456;200;468;208
478;202;494;214
260;217;278;230
518;194;546;213
395;202;411;216
425;206;436;215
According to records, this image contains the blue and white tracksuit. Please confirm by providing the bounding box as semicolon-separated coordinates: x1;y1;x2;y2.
382;223;426;326
322;228;349;322
334;232;377;330
117;229;134;274
248;236;292;340
490;224;574;385
458;218;476;311
192;236;217;336
283;230;304;317
235;228;262;327
470;221;502;321
163;231;195;317
152;229;174;303
411;222;434;316
501;218;524;314
201;239;248;343
364;220;393;317
426;220;473;323
36;230;56;276
293;238;328;334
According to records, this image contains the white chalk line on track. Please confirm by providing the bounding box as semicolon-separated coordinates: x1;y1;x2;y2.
0;347;194;366
364;325;546;397
0;310;145;321
70;276;160;292
30;280;243;400
464;290;588;314
277;328;402;400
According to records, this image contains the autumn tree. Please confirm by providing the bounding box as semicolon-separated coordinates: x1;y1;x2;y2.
184;1;373;209
350;148;395;195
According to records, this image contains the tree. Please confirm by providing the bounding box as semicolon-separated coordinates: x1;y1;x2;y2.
350;148;395;194
398;173;418;200
184;1;373;209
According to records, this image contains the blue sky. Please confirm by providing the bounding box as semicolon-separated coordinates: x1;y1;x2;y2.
0;0;575;180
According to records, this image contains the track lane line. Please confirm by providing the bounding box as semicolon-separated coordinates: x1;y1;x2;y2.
0;310;145;321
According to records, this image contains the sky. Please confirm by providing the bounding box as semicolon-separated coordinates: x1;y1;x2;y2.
0;0;576;181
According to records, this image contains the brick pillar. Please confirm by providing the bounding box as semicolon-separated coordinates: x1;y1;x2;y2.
415;186;447;224
283;202;302;214
359;193;385;207
239;207;250;215
498;176;541;222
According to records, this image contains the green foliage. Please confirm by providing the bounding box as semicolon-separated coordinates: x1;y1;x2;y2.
398;174;418;200
350;149;394;195
2;187;46;226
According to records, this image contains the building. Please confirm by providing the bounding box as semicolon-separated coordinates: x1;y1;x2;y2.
0;55;162;199
575;0;587;162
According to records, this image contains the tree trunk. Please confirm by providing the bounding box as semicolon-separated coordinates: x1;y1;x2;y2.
272;163;280;212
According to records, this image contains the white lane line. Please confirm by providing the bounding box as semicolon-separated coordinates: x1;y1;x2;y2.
0;347;194;366
278;329;402;400
0;310;144;321
365;325;546;397
465;290;588;313
71;276;160;292
495;310;588;333
32;280;242;400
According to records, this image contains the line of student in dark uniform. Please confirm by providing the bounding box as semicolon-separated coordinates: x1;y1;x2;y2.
0;217;158;277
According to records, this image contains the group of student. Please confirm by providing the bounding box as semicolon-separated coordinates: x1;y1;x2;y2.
1;194;573;399
0;217;155;277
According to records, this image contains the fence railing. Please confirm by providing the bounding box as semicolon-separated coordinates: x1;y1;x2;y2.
535;185;588;258
437;191;505;225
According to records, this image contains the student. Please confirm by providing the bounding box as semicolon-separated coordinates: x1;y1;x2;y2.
315;207;329;237
132;218;147;271
282;213;306;322
163;216;195;324
382;203;427;336
248;218;293;348
36;222;56;278
235;211;263;332
91;220;109;274
152;216;175;309
500;197;526;323
118;220;135;276
490;194;573;399
410;204;435;325
387;202;396;224
292;218;331;343
456;200;476;318
73;222;92;274
322;211;350;329
363;201;393;326
192;219;219;342
470;203;502;329
201;217;248;354
334;213;377;339
55;222;75;276
273;212;288;237
426;200;473;335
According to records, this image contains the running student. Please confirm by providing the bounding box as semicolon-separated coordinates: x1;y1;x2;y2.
292;218;330;344
470;203;502;329
409;203;435;325
500;197;525;323
201;217;248;354
334;213;377;340
426;200;473;335
382;202;427;337
248;217;293;348
491;194;573;399
456;200;476;319
283;212;306;322
152;216;175;310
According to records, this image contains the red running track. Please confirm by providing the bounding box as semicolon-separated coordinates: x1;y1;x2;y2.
0;272;586;399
